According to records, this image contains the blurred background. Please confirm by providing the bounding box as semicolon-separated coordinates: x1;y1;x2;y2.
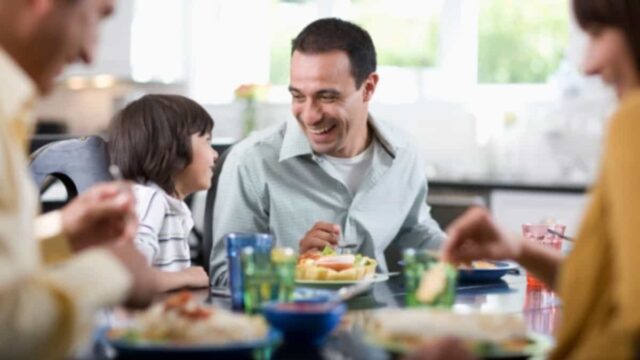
36;0;611;235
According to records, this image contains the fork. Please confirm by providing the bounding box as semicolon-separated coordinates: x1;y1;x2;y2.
336;242;357;254
547;228;574;242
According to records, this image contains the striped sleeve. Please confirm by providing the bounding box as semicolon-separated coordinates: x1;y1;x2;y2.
133;186;166;265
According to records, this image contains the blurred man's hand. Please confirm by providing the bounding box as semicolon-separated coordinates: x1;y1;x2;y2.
61;182;137;252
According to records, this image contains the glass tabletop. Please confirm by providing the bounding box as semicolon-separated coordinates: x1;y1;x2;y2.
88;272;560;360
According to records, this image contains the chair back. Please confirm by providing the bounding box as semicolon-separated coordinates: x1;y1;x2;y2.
30;135;111;200
201;147;232;272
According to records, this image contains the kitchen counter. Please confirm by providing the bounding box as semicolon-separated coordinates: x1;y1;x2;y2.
429;178;589;194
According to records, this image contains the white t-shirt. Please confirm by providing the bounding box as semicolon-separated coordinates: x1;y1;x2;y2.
133;183;194;271
319;140;376;195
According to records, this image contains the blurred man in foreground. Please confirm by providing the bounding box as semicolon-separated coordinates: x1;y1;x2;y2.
0;0;157;358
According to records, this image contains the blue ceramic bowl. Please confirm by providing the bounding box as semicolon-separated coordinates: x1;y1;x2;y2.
261;300;346;347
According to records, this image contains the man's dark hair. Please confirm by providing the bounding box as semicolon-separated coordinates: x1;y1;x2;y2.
108;94;214;195
291;18;377;89
574;0;640;73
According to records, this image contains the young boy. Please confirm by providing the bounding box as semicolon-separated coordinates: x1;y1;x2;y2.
108;94;218;291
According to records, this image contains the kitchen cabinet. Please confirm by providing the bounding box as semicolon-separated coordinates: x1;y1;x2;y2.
490;189;587;238
427;180;588;237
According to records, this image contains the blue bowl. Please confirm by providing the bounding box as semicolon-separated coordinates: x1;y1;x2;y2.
261;301;346;347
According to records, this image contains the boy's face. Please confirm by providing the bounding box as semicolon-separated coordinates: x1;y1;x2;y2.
173;133;218;198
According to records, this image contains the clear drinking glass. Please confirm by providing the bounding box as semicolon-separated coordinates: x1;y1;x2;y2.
226;233;273;311
522;223;566;288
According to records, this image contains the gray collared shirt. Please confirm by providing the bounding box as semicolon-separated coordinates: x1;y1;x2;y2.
209;117;445;286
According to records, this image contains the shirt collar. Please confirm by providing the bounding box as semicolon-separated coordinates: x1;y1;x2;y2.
0;47;37;125
279;115;407;162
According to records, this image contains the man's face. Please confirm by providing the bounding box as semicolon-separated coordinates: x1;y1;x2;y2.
289;50;377;158
25;0;115;93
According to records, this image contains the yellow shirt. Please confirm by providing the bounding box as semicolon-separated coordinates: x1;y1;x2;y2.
0;48;132;359
552;91;640;359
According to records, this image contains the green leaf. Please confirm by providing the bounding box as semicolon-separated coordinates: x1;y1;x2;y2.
322;246;335;256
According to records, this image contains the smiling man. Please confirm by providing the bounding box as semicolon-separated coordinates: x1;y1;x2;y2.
210;18;444;285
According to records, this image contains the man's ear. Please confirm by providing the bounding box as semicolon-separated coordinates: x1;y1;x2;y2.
362;72;379;102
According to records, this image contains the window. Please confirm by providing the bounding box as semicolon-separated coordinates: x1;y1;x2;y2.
269;0;318;85
132;0;573;104
131;0;185;83
478;0;570;83
351;0;441;69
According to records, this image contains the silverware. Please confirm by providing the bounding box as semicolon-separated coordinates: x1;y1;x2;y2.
329;280;373;306
337;243;358;249
376;272;400;277
109;164;124;181
547;228;574;242
108;164;130;194
336;242;358;254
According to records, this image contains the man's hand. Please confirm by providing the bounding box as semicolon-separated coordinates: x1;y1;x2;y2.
107;241;158;308
61;182;137;252
442;207;522;264
299;221;340;253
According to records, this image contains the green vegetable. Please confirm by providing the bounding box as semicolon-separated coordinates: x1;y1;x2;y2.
121;330;141;343
354;254;363;266
322;246;336;256
429;263;458;308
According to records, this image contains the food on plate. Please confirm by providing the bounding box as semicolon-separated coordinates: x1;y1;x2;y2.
368;308;531;355
459;260;498;270
108;292;267;345
296;246;377;281
415;262;457;306
417;263;446;303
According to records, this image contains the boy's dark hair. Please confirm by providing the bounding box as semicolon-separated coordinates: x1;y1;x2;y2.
573;0;640;73
291;18;377;89
108;94;214;195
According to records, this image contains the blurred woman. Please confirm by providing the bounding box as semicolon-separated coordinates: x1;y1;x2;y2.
442;0;640;358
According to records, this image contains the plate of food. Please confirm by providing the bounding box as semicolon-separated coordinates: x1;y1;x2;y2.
458;261;519;283
102;292;279;359
295;247;387;289
399;259;518;284
366;308;553;359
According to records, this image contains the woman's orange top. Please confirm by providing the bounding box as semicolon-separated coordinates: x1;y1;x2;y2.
552;91;640;359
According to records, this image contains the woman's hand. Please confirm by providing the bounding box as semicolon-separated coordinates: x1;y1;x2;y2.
442;207;522;264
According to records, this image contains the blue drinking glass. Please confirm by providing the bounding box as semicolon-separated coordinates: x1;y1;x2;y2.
226;233;274;310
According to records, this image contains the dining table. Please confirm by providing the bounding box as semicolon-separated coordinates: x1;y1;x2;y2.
86;269;561;360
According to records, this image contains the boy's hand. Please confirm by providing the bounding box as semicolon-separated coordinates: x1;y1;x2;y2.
107;241;158;308
61;182;137;252
182;267;209;288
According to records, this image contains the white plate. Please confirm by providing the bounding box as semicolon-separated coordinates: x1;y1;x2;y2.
295;273;389;289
